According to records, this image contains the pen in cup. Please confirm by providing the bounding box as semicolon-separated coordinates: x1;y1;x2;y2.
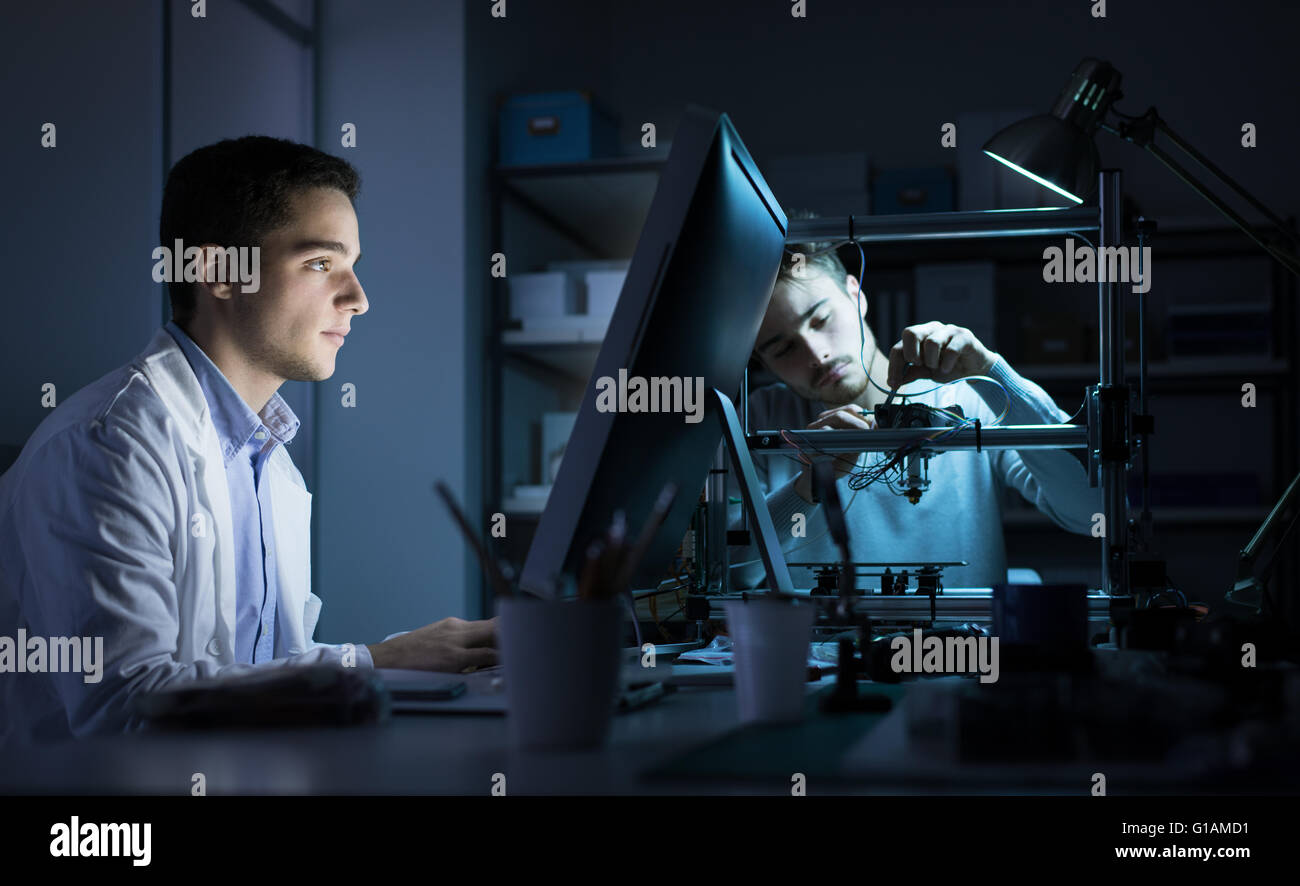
434;480;513;598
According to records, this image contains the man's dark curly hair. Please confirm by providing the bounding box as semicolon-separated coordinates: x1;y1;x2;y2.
159;136;361;324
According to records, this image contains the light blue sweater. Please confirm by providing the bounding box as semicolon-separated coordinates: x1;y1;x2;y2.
726;356;1103;590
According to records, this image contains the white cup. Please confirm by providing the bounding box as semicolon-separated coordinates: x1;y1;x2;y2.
497;596;624;750
723;596;816;724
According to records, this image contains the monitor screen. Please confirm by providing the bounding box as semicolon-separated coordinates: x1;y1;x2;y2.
520;105;788;598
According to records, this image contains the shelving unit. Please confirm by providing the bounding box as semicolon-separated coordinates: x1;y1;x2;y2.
486;157;665;582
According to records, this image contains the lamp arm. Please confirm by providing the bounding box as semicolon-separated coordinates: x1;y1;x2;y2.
1105;110;1300;276
1147;138;1300;277
1154;114;1300;244
1241;470;1300;573
1229;470;1300;614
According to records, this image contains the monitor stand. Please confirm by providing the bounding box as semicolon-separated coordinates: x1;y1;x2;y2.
711;387;795;595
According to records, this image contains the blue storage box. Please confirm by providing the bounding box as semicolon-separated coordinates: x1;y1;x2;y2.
498;91;619;166
872;167;955;214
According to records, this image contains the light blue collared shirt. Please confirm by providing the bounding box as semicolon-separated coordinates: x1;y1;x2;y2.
164;321;300;664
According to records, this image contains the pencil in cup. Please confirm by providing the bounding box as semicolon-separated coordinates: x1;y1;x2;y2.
576;483;679;601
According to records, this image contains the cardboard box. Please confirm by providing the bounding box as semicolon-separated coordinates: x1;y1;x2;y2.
873;167;954;215
1084;311;1168;363
914;262;996;350
1021;312;1087;364
760;152;870;217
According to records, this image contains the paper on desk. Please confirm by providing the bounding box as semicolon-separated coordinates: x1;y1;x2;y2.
674;635;834;669
674;635;736;665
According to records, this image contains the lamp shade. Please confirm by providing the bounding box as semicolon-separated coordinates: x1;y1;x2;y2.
982;58;1123;204
983;115;1098;204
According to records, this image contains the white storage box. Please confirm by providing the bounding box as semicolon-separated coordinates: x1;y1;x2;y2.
541;412;577;483
509;271;579;322
546;258;629;274
584;269;627;317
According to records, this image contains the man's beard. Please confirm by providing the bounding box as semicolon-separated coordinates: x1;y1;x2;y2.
806;362;866;406
233;303;330;383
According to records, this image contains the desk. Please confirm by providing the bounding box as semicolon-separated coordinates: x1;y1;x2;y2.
0;679;836;796
1;675;1294;795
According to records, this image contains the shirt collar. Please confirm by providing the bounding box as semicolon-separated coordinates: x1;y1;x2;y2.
164;321;300;465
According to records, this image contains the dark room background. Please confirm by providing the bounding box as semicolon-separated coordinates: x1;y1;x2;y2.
3;0;1296;642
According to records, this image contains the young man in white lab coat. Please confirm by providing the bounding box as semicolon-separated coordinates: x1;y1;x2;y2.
0;137;496;746
729;241;1102;590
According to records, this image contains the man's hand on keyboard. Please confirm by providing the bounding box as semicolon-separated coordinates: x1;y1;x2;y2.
367;616;498;672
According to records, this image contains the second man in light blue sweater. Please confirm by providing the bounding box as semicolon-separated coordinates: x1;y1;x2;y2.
728;243;1103;590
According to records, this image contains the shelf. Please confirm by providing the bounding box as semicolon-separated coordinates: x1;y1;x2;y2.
496;155;667;178
1015;356;1289;380
503;323;608;345
850;215;1290;267
1003;507;1268;526
502;507;545;518
503;493;549;515
496;156;665;258
502;328;603;381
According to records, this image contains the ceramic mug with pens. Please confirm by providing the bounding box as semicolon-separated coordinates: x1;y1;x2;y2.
440;480;679;749
498;594;624;750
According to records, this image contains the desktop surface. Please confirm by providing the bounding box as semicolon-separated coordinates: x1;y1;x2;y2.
3;659;1295;795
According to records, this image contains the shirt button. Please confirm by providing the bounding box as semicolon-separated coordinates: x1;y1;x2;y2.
254;430;267;440
206;637;221;656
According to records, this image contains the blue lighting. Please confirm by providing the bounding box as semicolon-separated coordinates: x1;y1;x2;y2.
983;150;1084;204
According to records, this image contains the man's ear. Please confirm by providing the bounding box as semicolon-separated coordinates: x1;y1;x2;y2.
195;244;237;301
844;274;867;317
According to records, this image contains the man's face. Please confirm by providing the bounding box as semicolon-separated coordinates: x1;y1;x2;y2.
227;186;367;382
752;271;871;406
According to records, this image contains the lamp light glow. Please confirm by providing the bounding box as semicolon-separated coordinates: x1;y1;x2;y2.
983;150;1084;204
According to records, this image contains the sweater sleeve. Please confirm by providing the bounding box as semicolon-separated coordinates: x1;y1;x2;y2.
968;355;1103;535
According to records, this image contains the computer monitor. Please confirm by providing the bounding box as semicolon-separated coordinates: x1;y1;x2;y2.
520;105;788;598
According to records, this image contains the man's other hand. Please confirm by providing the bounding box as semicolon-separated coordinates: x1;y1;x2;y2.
367;616;498;672
793;405;876;502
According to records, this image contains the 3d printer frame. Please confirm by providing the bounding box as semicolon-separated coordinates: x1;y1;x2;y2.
719;170;1136;600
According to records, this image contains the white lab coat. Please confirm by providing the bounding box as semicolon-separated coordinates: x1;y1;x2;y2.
0;326;368;746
